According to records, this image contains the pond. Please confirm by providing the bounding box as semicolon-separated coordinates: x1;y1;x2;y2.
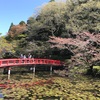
0;71;100;100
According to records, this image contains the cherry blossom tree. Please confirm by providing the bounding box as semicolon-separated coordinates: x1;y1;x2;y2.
48;32;100;69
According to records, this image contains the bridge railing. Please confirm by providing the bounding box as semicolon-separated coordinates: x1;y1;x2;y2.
0;58;64;68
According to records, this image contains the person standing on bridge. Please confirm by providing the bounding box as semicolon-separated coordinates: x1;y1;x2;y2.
23;54;27;63
28;53;32;58
20;54;24;59
23;54;27;59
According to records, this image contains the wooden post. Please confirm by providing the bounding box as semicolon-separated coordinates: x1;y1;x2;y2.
50;65;52;75
65;67;69;77
8;67;11;80
33;65;36;78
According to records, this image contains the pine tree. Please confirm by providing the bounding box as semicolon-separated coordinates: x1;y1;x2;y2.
49;0;55;2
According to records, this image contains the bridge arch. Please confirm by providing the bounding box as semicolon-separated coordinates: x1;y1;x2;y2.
0;58;64;68
0;58;64;79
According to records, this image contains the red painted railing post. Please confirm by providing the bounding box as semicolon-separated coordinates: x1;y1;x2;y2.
7;60;9;65
13;60;15;64
0;61;1;66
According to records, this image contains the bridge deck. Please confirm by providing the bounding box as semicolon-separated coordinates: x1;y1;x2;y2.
0;58;64;68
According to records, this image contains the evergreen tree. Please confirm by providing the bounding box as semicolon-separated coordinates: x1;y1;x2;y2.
49;0;55;2
19;21;25;25
8;22;14;31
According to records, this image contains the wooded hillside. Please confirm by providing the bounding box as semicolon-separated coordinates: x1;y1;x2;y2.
0;0;99;74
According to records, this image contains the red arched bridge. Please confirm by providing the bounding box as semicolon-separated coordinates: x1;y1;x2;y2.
0;58;64;68
0;58;64;79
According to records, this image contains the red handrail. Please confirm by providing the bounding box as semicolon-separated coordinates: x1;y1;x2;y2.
0;58;64;68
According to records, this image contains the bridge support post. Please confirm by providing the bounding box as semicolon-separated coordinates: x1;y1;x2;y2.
33;65;36;78
50;65;52;75
8;67;11;80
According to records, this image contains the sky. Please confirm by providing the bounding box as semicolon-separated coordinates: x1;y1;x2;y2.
0;0;50;36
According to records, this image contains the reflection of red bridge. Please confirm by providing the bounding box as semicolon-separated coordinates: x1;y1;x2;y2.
0;58;64;79
0;79;53;89
0;58;64;68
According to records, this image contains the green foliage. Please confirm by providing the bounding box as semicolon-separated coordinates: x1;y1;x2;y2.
1;0;99;72
19;21;25;25
27;1;67;41
86;66;100;77
66;0;100;33
2;52;18;58
0;36;16;58
1;73;100;99
49;0;55;2
0;33;2;35
93;66;100;70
